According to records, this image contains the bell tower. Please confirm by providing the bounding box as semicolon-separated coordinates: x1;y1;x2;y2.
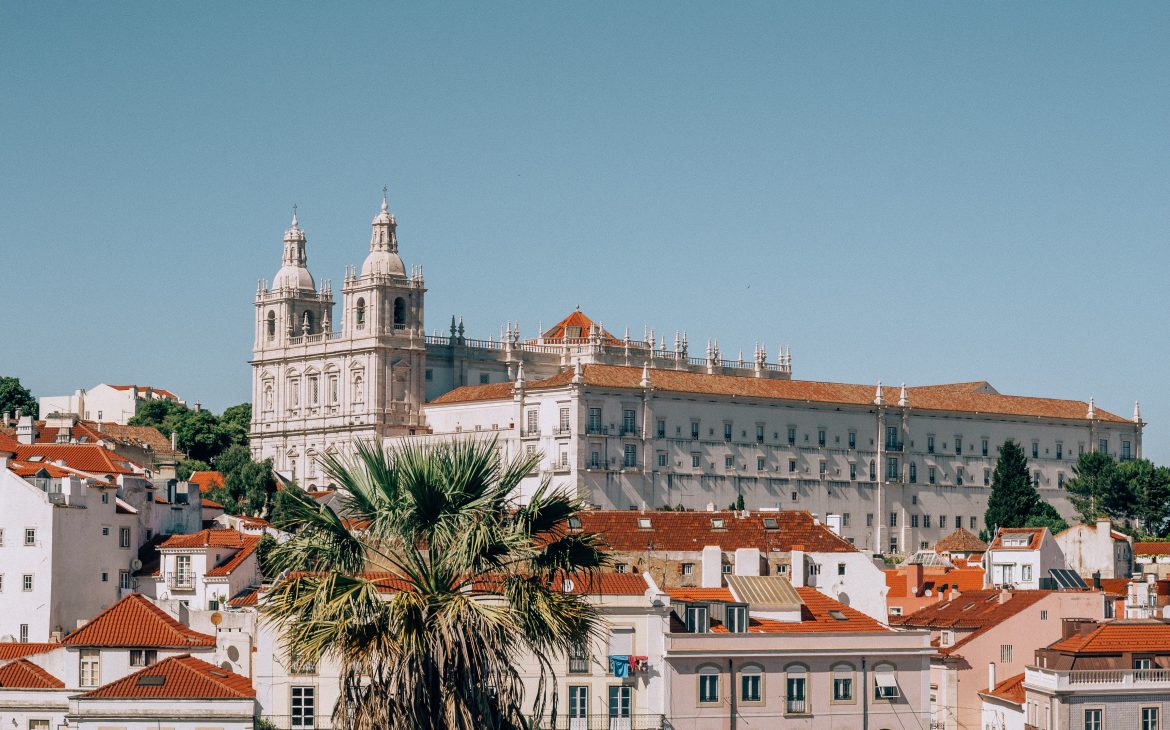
253;208;334;350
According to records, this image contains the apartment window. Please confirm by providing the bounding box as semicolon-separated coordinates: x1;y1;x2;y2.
130;649;158;667
657;452;667;467
24;528;35;546
588;408;602;432
740;664;762;702
1000;645;1013;663
725;455;734;469
1032;441;1039;458
909;462;917;483
982;438;989;456
119;571;131;590
785;665;808;714
873;663;900;700
1084;709;1102;730
842;512;850;527
787;426;796;445
1056;442;1063;460
1079;442;1085;456
699;665;720;704
927;435;935;454
832;664;854;702
681;563;694;577
685;604;709;634
757;456;765;470
819;461;827;478
923;515;931;529
886;457;898;480
1143;709;1159;730
101;527;110;536
1041;610;1048;621
329;375;339;403
1058;473;1065;488
954;437;962;455
984;469;991;486
569;685;589;719
527;409;539;435
956;467;964;486
837;562;846;576
869;460;876;481
101;572;108;582
1099;438;1109;454
818;429;826;447
920;541;929;549
289;378;300;408
939;515;947;529
848;431;857;449
614;563;628;574
889;512;898;528
726;604;747;633
1022;565;1033;582
692;453;701;468
955;515;962;530
911;515;919;528
590;450;601;469
623;409;637;434
1033;471;1041;488
623;444;637;468
789;459;797;473
970;516;977;530
608;686;632;720
568;642;589;674
80;649;100;687
1123;441;1133;460
850;463;857;480
19;624;28;643
724;423;733;441
889;536;898;553
755;424;765;443
308;376;319;406
22;574;32;591
929;467;937;485
559;407;570;432
867;513;874;527
657;419;666;438
119;527;131;549
692;421;701;439
291;686;315;728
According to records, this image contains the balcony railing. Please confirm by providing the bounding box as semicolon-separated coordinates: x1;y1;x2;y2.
1028;666;1170;692
257;715;333;729
886;442;903;452
167;572;195;590
586;424;608;435
620;425;639;436
521;428;541;438
532;715;663;730
553;426;572;437
785;699;807;714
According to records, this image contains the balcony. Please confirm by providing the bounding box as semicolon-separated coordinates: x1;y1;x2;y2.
1027;666;1170;693
532;715;664;730
257;716;333;729
620;425;639;436
553;426;572;437
886;442;903;452
521;428;541;438
167;572;195;591
586;424;609;435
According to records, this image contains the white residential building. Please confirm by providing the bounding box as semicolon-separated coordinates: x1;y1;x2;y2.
984;527;1067;590
1055;517;1133;580
38;384;184;426
149;529;261;611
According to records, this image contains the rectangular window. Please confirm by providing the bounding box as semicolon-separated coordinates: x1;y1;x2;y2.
1134;658;1153;670
757;456;765;470
1085;709;1102;730
291;686;315;728
889;536;898;553
568;642;589;674
984;469;991;486
789;459;797;473
842;513;850;527
692;453;701;468
607;627;634;657
906;462;915;484
818;429;826;447
119;527;131;549
526;409;539;435
787;426;796;445
130;649;158;667
22;574;32;591
27;721;49;730
726;605;747;633
308;376;319;405
692;421;701;439
329;375;339;403
848;431;856;449
119;570;131;590
833;670;854;701
1023;565;1033;582
24;528;35;546
928;467;936;485
786;675;807;714
658;452;667;467
867;513;874;527
889;512;898;528
1056;442;1063;460
699;672;719;703
685;605;709;634
956;467;964;486
623;444;637;468
1142;707;1159;730
886;425;899;449
1099;438;1109;454
623;409;637;434
927;435;935;454
80;649;100;687
849;463;857;480
559;407;570;433
1123;441;1133;460
1033;471;1041;488
819;461;827;478
955;437;962;455
741;671;761;702
982;438;989;457
970;516;977;530
869;460;876;481
681;563;694;576
19;624;28;643
657;419;666;438
289;378;300;407
1032;441;1039;458
724;423;733;441
608;686;631;719
569;685;589;719
886;457;898;480
588;407;602;432
923;515;931;529
756;424;765;443
1000;645;1013;663
1058;473;1065;489
911;515;919;528
725;455;735;469
590;450;601;469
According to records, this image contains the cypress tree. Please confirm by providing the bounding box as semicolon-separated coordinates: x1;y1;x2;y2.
984;439;1041;532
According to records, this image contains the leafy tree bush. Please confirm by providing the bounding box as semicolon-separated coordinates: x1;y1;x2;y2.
0;376;38;419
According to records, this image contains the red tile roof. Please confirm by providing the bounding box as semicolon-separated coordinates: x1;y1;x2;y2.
989;528;1046;551
160;529;252;550
205;535;261;578
667;588;735;603
188;471;225;492
0;643;59;661
981;672;1025;705
1047;620;1170;653
1097;578;1130;597
431;364;1128;422
890;589;1052;655
884;566;985;599
935;528;989;554
7;460;74;478
0;658;65;689
550;573;649;595
12;443;137;476
573;510;856;554
202;498;224;509
227;587;259;607
537;309;622;345
76;654;253;700
1136;542;1170;556
62;594;215;648
669;587;891;634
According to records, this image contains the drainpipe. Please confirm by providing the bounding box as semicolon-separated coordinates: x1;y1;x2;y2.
729;658;736;730
862;656;869;730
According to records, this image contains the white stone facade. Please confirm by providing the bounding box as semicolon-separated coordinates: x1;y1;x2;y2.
38;383;184;425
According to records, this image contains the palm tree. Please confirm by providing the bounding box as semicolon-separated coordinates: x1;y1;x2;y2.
261;437;608;730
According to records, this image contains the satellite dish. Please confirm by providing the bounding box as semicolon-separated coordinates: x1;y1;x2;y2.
130;559;143;571
210;612;223;626
562;579;575;593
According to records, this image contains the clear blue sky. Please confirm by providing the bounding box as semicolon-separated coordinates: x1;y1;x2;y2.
2;3;1167;459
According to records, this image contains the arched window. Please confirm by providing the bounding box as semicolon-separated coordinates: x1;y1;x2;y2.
356;298;366;328
393;297;406;327
698;664;720;704
266;311;276;339
831;663;855;702
740;663;763;703
873;663;899;701
785;664;808;714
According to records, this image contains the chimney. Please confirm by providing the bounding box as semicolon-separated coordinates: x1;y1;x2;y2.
0;449;13;470
906;562;925;596
2;411;10;428
194;402;202;413
791;545;806;588
16;413;34;445
1092;572;1101;590
997;589;1012;604
171;431;178;451
988;662;996;691
701;546;722;588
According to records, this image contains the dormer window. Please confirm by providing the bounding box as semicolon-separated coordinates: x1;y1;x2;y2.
763;517;778;530
726;604;748;633
711;518;726;529
685;603;709;634
638;518;652;529
567;516;582;530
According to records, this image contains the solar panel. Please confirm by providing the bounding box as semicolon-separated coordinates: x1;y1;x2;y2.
1050;568;1088;590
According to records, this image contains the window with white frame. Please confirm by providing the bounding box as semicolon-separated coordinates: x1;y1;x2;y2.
1084;709;1102;730
22;574;32;591
785;664;807;713
726;604;747;633
24;528;35;546
119;527;131;549
698;665;720;704
873;663;899;700
130;649;158;667
740;663;762;702
685;604;709;634
832;663;854;701
291;686;315;728
568;685;589;719
80;649;100;687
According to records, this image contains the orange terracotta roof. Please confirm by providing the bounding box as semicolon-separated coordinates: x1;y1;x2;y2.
935;528;989;554
12;443;137;476
76;654;253;700
891;589;1052;655
431;364;1128;423
188;471;225;492
537;309;622;345
981;672;1025;705
62;594;215;648
8;460;74;478
227;587;259;607
0;658;65;689
670;587;891;634
161;529;251;550
573;509;856;554
667;588;735;603
202;498;224;509
205;535;261;578
1048;620;1170;653
884;566;985;599
1098;578;1130;596
550;573;649;595
988;527;1046;550
0;643;59;661
1136;542;1170;556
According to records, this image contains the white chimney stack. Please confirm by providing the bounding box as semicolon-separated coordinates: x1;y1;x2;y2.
988;662;996;691
701;546;722;588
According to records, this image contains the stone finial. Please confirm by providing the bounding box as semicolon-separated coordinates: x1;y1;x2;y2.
1134;401;1142;423
1087;397;1096;419
515;361;526;389
572;364;584;384
874;381;885;406
898;383;908;407
640;363;651;388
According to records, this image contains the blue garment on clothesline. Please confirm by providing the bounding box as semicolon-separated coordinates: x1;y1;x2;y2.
609;655;630;677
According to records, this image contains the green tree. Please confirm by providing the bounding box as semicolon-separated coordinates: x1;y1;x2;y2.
210;445;276;516
1065;452;1120;523
255;533;279;579
219;403;252;447
985;439;1041;532
129;398;187;430
177;458;211;481
0;376;38;419
1120;459;1170;538
262;438;606;730
1024;502;1069;534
